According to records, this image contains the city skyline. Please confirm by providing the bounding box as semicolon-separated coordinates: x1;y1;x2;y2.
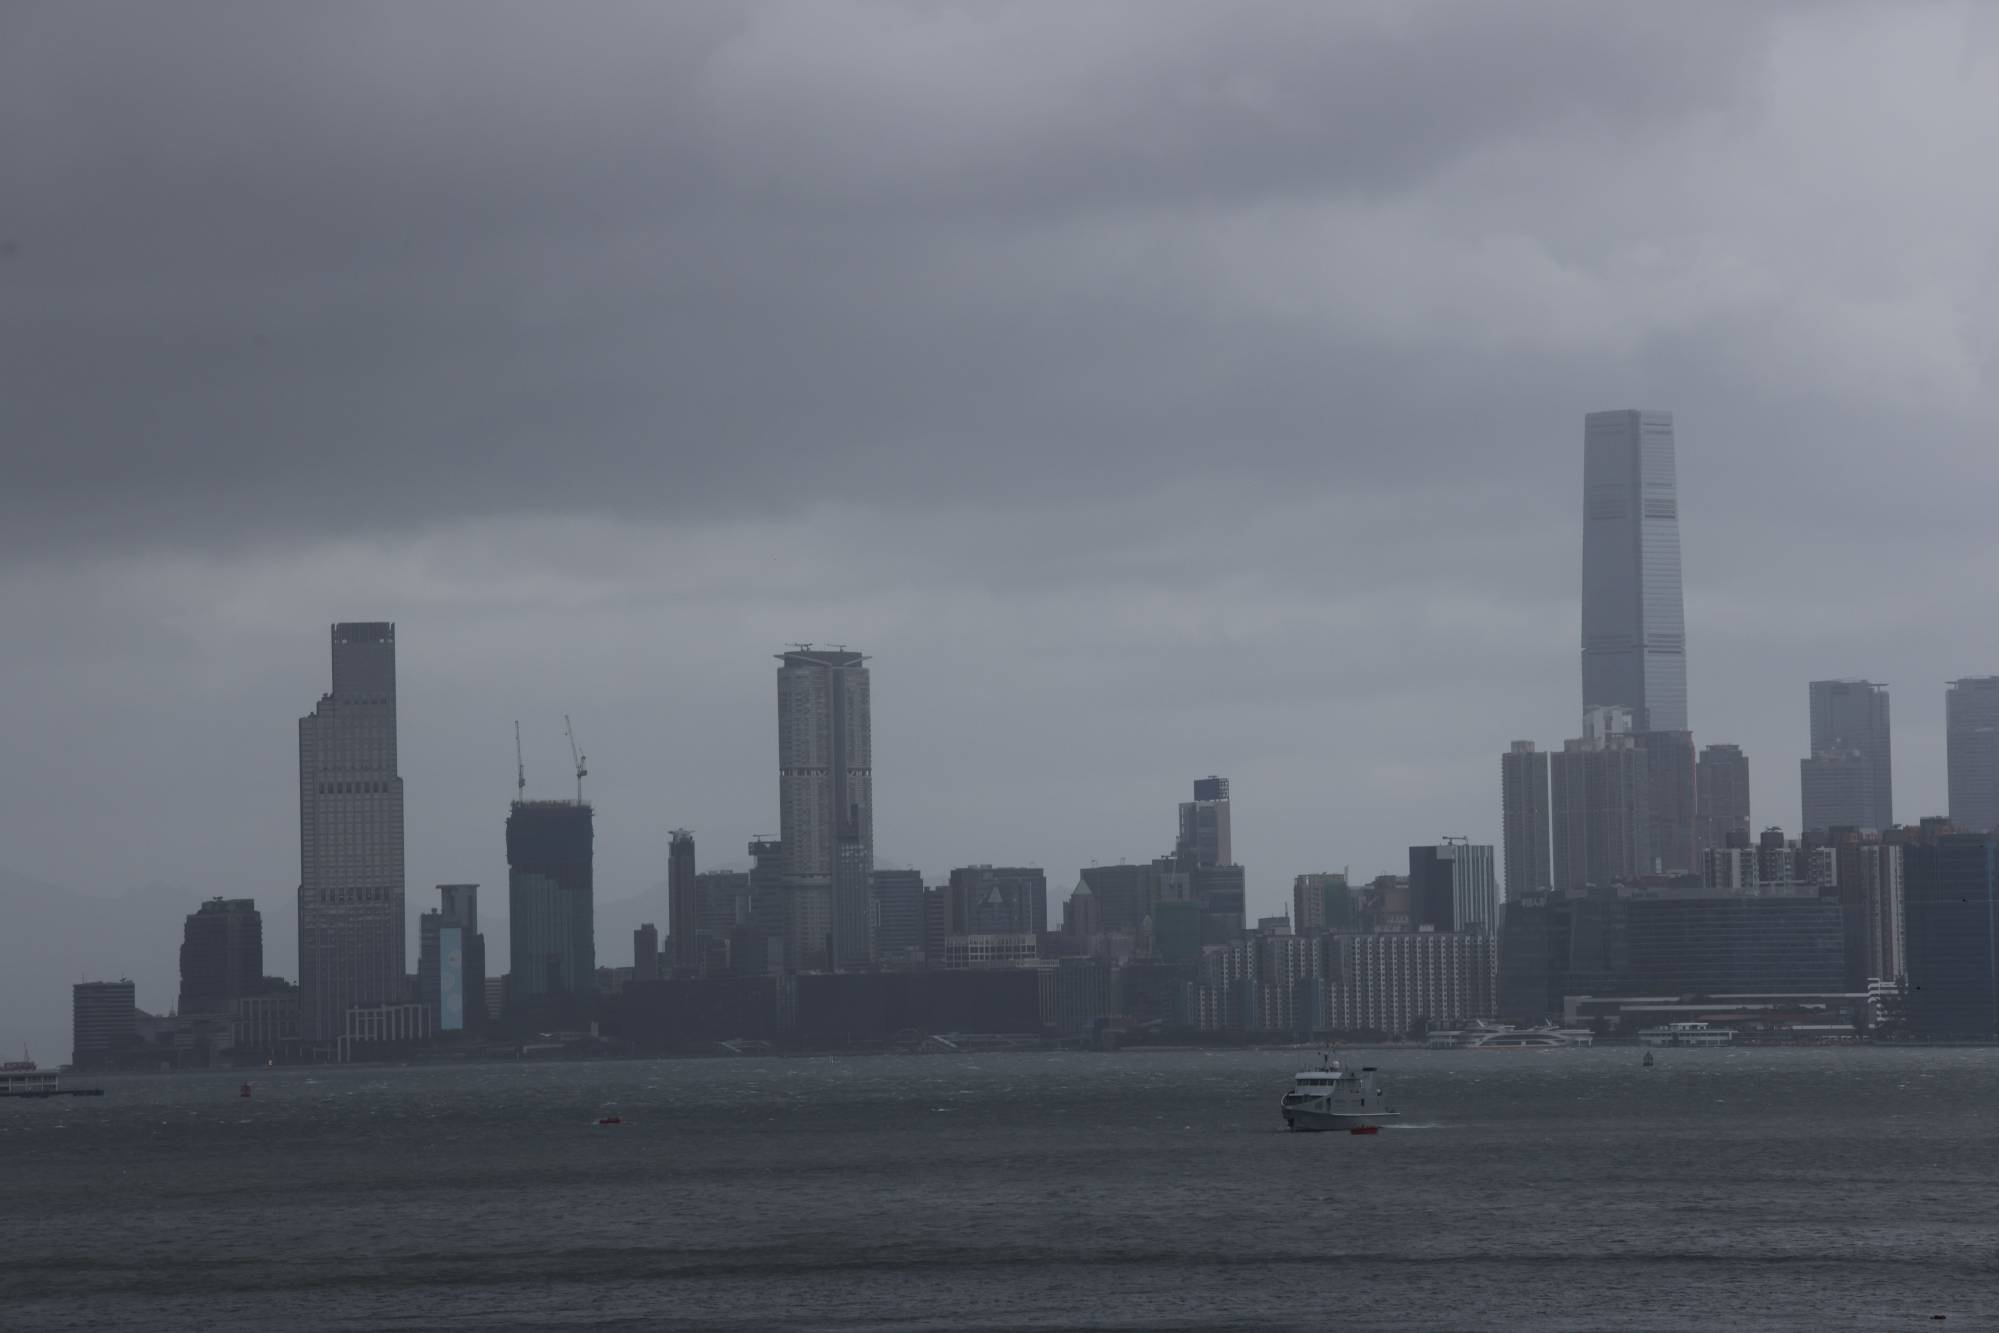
10;5;1999;1065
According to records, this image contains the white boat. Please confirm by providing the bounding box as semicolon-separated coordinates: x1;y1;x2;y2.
1281;1057;1398;1132
1637;1020;1733;1048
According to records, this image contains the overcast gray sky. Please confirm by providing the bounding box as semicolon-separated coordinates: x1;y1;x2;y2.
6;2;1999;1055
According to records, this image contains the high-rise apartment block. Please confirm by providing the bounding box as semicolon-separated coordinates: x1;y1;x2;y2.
506;800;595;1021
297;622;406;1043
1550;729;1650;891
178;897;263;1015
1946;677;1999;834
1800;680;1892;833
1292;873;1356;935
1581;410;1688;733
1408;842;1499;934
777;648;872;879
1695;743;1751;858
1177;777;1232;869
1500;741;1552;896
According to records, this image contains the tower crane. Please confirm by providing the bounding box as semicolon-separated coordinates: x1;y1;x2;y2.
565;714;588;804
514;721;525;801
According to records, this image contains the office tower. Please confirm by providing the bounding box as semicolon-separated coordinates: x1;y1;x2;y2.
418;884;484;1032
506;800;595;1022
297;622;406;1042
1550;731;1651;891
177;898;263;1015
1177;777;1232;868
1946;677;1999;833
72;980;137;1070
946;866;1049;935
1292;872;1356;935
667;830;699;974
1695;743;1751;858
1500;742;1552;896
776;647;872;879
1581;410;1688;733
745;838;789;946
1901;830;1999;1037
1079;863;1167;936
1193;862;1247;943
1820;831;1904;990
870;869;926;960
633;923;659;982
1800;680;1892;832
1640;730;1697;874
1408;842;1499;934
1062;879;1101;937
832;825;871;969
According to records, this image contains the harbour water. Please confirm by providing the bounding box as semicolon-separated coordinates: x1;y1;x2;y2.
2;1047;1995;1330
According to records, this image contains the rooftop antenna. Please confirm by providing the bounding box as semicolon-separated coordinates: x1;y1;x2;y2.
565;714;588;804
514;721;525;801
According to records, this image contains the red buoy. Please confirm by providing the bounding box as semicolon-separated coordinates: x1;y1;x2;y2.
1349;1125;1379;1135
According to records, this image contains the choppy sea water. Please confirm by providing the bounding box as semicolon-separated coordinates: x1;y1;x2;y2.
3;1047;1997;1331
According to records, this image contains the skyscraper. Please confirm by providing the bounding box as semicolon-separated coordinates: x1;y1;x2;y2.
1800;680;1892;832
633;923;659;982
1901;829;1999;1037
776;647;872;879
1177;777;1232;868
506;800;595;1022
1500;741;1552;897
1695;743;1751;858
72;980;136;1070
178;897;263;1015
667;829;699;974
418;884;484;1033
1581;409;1688;733
297;622;406;1042
1946;677;1999;834
1408;842;1499;934
1550;730;1651;891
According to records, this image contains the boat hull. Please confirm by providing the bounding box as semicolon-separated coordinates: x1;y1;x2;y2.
1283;1106;1399;1132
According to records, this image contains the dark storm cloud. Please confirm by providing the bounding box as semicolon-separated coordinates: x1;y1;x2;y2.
1;1;1787;555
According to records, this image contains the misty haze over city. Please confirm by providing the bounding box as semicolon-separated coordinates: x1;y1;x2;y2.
8;3;1999;1061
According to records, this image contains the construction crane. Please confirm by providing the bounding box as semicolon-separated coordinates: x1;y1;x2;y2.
514;721;525;801
565;714;588;804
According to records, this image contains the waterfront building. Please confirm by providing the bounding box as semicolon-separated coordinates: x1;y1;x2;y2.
297;622;406;1042
1581;409;1688;732
1901;830;1999;1037
1321;931;1496;1038
870;869;927;961
178;897;263;1016
72;980;137;1070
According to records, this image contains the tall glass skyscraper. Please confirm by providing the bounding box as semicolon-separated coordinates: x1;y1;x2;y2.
1801;679;1892;833
1581;410;1688;733
297;622;406;1042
